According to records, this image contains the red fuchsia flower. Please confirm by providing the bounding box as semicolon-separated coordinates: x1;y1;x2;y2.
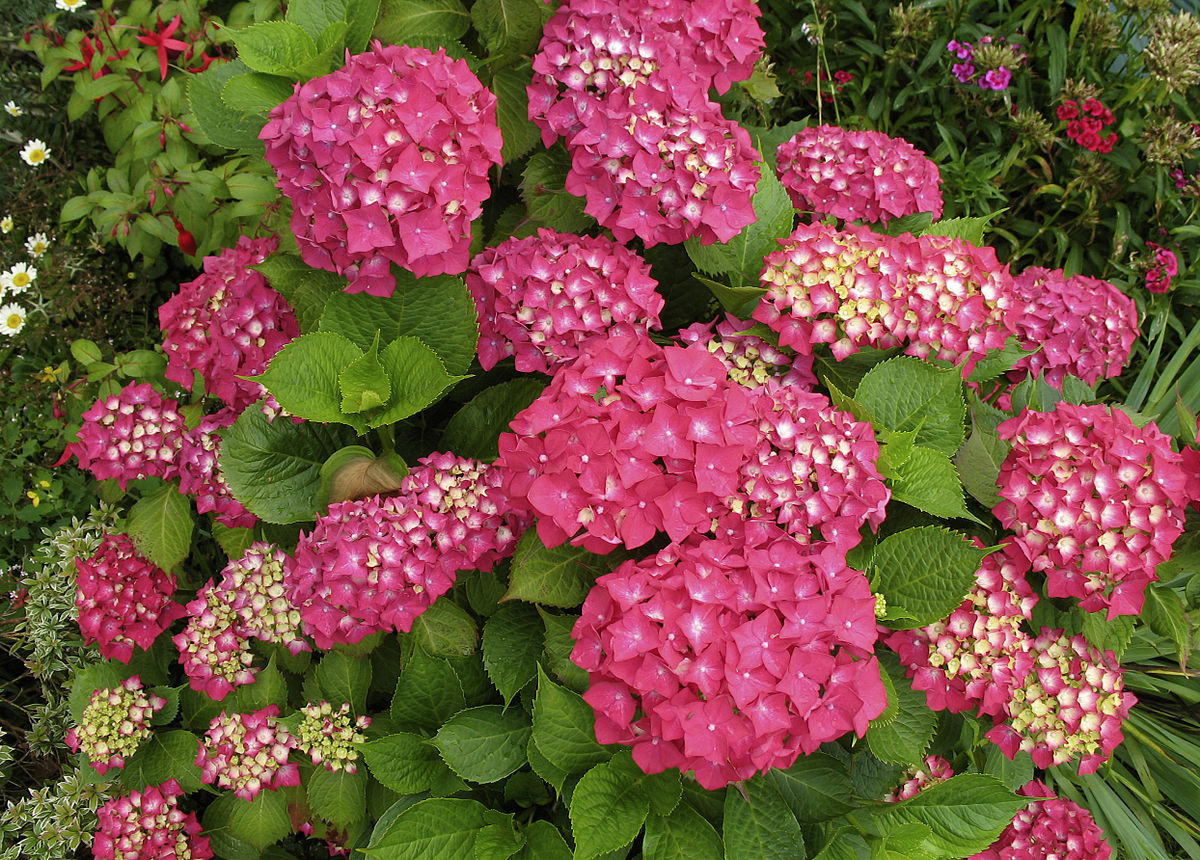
295;702;371;773
159;235;298;412
176;409;256;528
467;229;664;373
287;453;527;649
994;403;1190;618
72;382;186;489
93;779;212;860
986;630;1135;775
63;32;130;79
1059;99;1117;153
571;524;887;790
677;313;816;391
66;676;166;776
971;779;1113;860
882;754;955;801
75;533;186;664
775;126;944;224
885;539;1037;719
197;706;300;801
1144;242;1180;293
260;43;502;296
136;15;190;81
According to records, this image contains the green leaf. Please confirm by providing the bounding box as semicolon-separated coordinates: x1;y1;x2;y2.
222;72;294;114
126;483;194;571
431;705;531;784
411;599;479;658
522;148;593;233
441;378;548;461
315;649;372;713
810;828;869;860
966;337;1034;384
365;797;510;858
694;274;767;319
472;0;543;56
918;212;1002;247
888;446;977;522
1081;613;1134;661
954;411;1009;511
504;530;627;607
872;527;987;629
540;609;590;693
1142;584;1192;669
981;744;1034;793
391;644;467;729
684;167;794;287
287;0;381;52
120;730;204;793
866;655;937;768
722;777;806;860
512;820;572;860
370;336;465;428
213;522;256;560
256;253;348;332
531;666;611;776
362;731;452;794
855;357;965;456
340;334;392;413
221;406;358;524
375;0;471;44
114;349;167;379
570;760;650;860
482;603;544;703
475;822;525;860
235;656;289;712
230;22;318;79
71;338;103;364
255;332;365;425
766;752;855;822
186;60;268;150
642;802;722;860
308;767;367;827
206;790;292;851
492;63;540;163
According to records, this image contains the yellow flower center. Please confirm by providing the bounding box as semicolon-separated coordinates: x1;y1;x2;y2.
28;150;44;163
7;314;22;328
12;273;29;287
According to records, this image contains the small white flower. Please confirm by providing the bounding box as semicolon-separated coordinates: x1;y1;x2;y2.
0;264;37;295
0;216;11;234
54;0;87;11
0;304;27;336
3;101;21;117
19;139;50;167
24;233;50;257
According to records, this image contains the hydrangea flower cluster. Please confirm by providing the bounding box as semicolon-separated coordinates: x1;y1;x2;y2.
498;331;888;554
295;702;370;773
970;779;1113;860
287;453;526;648
261;43;502;295
986;631;1135;774
677;314;816;392
467;229;664;373
75;533;186;664
72;382;186;488
528;0;761;246
196;707;300;801
1057;99;1118;153
630;0;765;93
1143;242;1180;293
995;403;1189;617
159;235;297;411
882;754;954;802
92;780;212;860
176;410;255;528
571;526;886;789
174;543;308;700
775;125;944;224
66;676;166;775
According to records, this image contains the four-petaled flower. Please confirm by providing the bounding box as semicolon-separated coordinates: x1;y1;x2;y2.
136;15;190;81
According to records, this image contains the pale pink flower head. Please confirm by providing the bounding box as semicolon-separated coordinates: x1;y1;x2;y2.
468;229;663;373
261;43;503;295
159;235;297;411
970;779;1112;860
66;676;166;775
176;409;256;528
296;701;371;774
92;779;212;860
883;754;955;802
197;706;300;801
995;403;1189;618
72;382;186;489
776;125;944;223
75;533;186;664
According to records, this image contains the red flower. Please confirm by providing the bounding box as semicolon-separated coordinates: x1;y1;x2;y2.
136;15;190;81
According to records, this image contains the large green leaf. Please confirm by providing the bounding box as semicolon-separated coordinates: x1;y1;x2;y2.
482;603;544;703
855;357;966;457
187;60;268;150
503;530;627;607
871;527;987;629
370;336;466;428
391;644;467;729
255;253;348;332
570;760;650;860
308;768;368;828
522;148;593;234
313;649;372;713
119;730;203;793
531;666;611;776
472;0;543;56
126;482;194;571
491;63;540;163
888;446;977;522
254;331;365;425
286;0;381;52
374;0;471;44
222;72;294;114
204;791;292;851
363;797;510;858
411;599;478;658
512;820;571;860
766;752;855;822
866;655;937;768
229;22;318;78
362;731;454;795
440;378;547;461
955;409;1009;510
723;777;806;860
642;802;722;860
431;705;531;783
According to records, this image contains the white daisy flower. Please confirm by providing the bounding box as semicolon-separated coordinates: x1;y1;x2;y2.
54;0;87;11
3;102;21;117
0;304;27;336
0;216;11;234
24;233;50;257
1;264;36;295
19;140;50;167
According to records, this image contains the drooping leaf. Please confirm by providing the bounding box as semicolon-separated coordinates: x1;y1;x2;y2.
362;731;454;795
391;644;467;729
722;777;806;860
363;797;510;857
314;649;372;713
872;527;988;629
411;598;479;658
126;482;194;571
955;410;1009;510
254;332;365;425
1142;584;1192;669
374;0;471;44
641;801;723;860
204;791;292;852
308;768;368;828
866;655;937;768
569;760;650;860
472;0;543;56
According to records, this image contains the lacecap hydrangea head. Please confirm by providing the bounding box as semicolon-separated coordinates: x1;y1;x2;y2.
66;676;166;775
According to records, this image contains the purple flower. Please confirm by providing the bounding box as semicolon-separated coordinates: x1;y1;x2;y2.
980;67;1013;90
952;61;976;83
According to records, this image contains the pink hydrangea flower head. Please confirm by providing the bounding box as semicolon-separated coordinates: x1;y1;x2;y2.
66;676;166;775
75;533;186;664
776;125;944;223
1144;243;1179;293
971;779;1113;860
678;313;816;391
72;382;186;488
886;539;1037;718
159;236;297;411
1005;267;1138;392
296;701;371;773
995;403;1189;618
92;779;212;860
468;229;664;373
571;525;887;789
986;630;1135;774
630;0;765;94
287;454;527;648
883;754;955;801
197;706;300;801
176;409;256;528
261;43;503;295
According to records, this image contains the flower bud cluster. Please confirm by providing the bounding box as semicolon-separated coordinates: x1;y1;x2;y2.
196;706;300;801
468;228;664;373
72;382;186;489
1143;242;1180;293
261;43;502;295
970;779;1113;860
158;236;297;411
775;125;944;224
295;702;371;773
66;676;166;775
995;403;1189;617
75;533;186;664
882;754;954;802
287;453;527;648
93;779;212;860
176;409;256;528
677;314;816;392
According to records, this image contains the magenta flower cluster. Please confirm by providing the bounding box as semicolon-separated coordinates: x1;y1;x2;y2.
287;453;527;648
677;313;816;392
882;754;954;802
970;779;1113;860
159;235;298;411
93;779;212;860
1144;242;1179;294
196;706;300;801
66;676;166;775
72;382;186;489
572;525;886;789
947;36;1023;90
75;533;185;664
775;125;944;224
468;228;664;373
261;42;502;296
176;409;255;528
995;403;1189;618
